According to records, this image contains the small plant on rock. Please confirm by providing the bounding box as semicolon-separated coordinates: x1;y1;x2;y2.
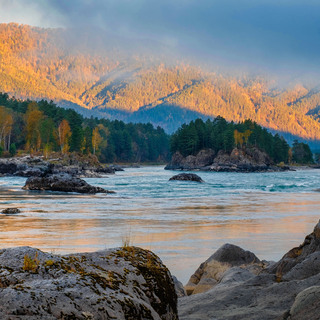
44;259;55;267
23;252;40;273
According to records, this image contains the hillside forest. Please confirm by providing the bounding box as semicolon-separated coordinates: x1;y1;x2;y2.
1;23;320;145
0;93;169;163
0;93;313;165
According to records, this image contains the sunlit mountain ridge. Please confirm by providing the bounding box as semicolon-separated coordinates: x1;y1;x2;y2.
1;23;320;145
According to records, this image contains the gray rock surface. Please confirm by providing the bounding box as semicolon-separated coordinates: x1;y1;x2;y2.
267;220;320;280
0;155;117;178
285;286;320;320
0;246;178;320
22;173;114;194
165;149;215;170
209;148;272;172
184;244;261;295
169;173;204;183
172;275;186;297
179;220;320;319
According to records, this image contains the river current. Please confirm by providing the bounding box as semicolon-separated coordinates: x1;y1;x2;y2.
0;166;319;283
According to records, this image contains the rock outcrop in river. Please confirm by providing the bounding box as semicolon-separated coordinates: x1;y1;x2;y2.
169;173;204;183
0;246;178;319
1;208;21;214
179;220;320;319
22;173;114;194
165;147;291;172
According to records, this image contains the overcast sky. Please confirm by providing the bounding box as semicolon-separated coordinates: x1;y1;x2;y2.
1;0;320;75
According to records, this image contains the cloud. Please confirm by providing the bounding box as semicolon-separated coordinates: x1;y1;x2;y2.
0;0;64;28
1;0;320;75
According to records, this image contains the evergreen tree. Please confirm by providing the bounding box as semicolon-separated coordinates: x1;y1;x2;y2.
292;140;314;164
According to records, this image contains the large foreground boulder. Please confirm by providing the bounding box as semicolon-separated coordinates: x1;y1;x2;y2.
22;173;113;194
179;220;320;320
286;286;320;320
0;246;178;319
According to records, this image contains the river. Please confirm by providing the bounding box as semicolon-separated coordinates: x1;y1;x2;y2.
0;166;319;283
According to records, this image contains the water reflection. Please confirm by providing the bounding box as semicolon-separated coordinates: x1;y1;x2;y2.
0;167;320;283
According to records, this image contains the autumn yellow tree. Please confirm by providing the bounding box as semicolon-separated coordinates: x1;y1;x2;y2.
25;103;44;153
234;129;252;148
243;129;252;145
97;124;109;150
0;106;13;151
58;119;71;154
92;126;103;155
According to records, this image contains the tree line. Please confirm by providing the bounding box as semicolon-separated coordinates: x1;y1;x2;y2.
0;93;314;165
170;117;314;164
0;93;170;163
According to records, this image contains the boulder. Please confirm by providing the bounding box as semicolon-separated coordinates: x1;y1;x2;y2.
0;246;178;319
285;286;320;320
1;208;20;214
185;244;261;295
165;151;185;170
169;173;204;183
110;165;125;171
172;275;186;297
267;220;320;281
96;166;116;174
165;149;215;170
0;157;53;177
210;147;272;172
22;173;114;194
179;220;320;320
0;159;21;175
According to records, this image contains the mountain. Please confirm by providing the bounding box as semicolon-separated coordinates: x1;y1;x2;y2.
1;23;320;147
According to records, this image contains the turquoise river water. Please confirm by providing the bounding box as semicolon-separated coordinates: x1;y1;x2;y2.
0;166;320;283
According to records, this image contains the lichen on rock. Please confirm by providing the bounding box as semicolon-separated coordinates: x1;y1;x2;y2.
0;246;178;319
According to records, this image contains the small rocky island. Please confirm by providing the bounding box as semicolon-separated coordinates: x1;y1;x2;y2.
166;117;316;172
165;147;291;172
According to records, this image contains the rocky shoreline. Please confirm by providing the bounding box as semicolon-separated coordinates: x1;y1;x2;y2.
0;155;121;194
0;154;121;178
179;219;320;320
165;148;293;173
0;220;319;319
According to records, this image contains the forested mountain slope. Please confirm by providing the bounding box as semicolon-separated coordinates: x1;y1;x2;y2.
1;23;320;144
